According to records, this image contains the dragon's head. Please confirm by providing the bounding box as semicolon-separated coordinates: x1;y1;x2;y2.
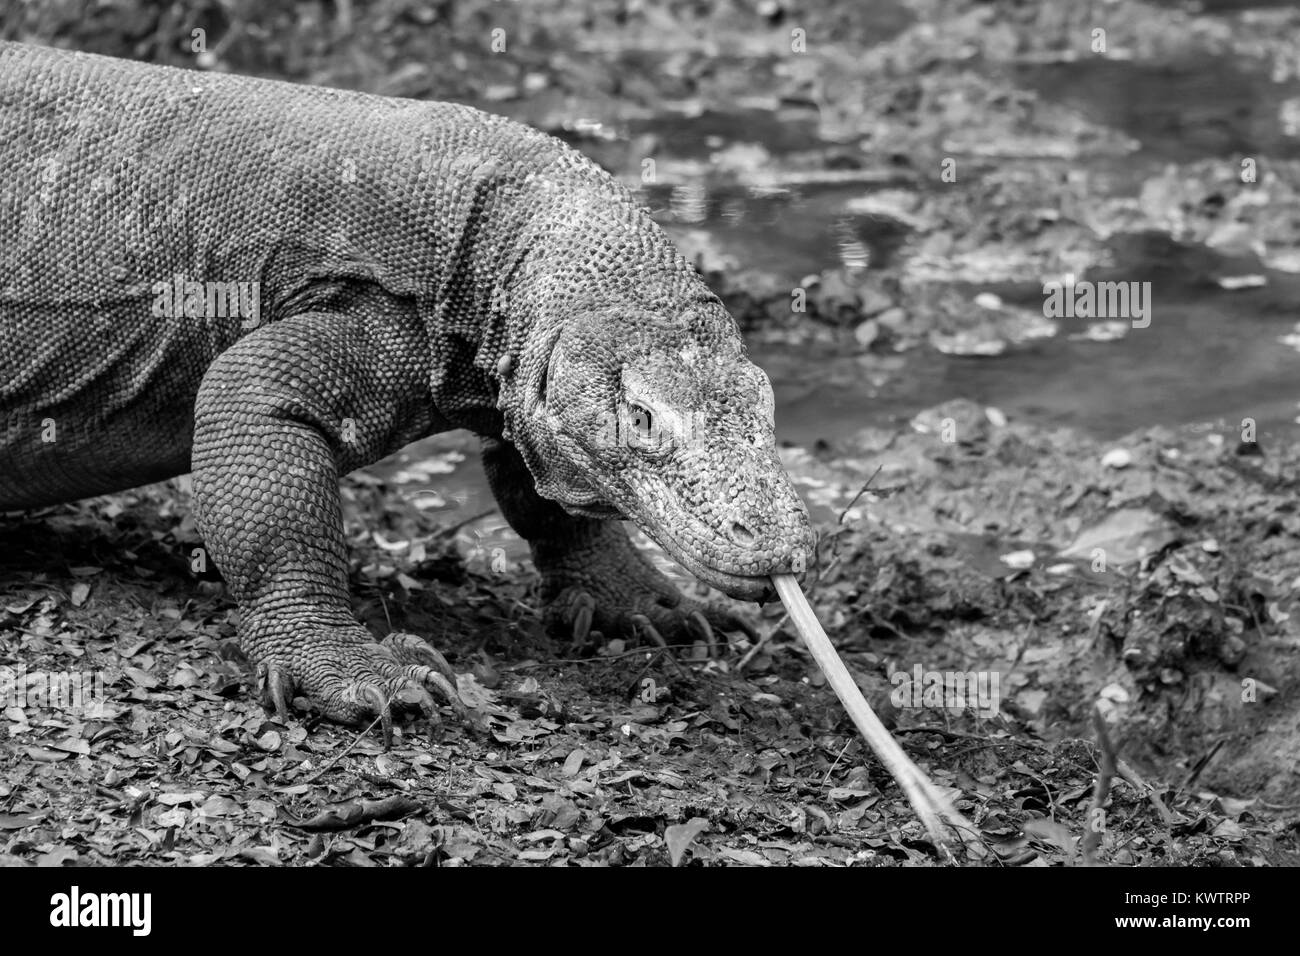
509;301;814;601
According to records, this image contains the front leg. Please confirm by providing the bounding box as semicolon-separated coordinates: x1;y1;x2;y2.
192;309;469;735
481;437;758;649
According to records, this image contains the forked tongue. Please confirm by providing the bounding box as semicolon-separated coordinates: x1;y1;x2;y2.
771;573;985;859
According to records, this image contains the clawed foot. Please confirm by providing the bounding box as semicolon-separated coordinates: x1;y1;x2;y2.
250;625;485;744
546;581;759;655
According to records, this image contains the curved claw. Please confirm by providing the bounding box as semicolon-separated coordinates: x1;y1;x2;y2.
393;682;439;715
406;666;464;720
259;662;295;721
391;681;442;744
378;635;473;725
571;592;596;648
705;605;760;643
686;610;717;656
544;581;759;660
384;633;458;685
628;613;669;649
730;611;761;643
356;683;393;748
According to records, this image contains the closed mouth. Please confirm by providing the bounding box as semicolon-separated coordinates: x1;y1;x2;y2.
699;566;775;602
657;537;776;601
618;487;787;602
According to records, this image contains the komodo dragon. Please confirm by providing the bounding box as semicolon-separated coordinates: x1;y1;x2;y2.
0;41;815;728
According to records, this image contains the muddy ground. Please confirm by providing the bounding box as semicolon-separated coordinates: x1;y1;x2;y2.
1;0;1298;866
5;409;1300;866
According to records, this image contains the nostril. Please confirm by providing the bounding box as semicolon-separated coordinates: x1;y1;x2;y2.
730;521;756;546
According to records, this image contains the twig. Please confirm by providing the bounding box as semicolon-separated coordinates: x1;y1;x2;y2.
1001;465;1029;532
1261;800;1300;811
529;645;688;666
1081;706;1116;866
1177;739;1226;796
300;708;390;785
838;466;883;525
1116;759;1178;826
819;740;853;789
627;645;681;689
736;611;789;672
895;726;1040;746
440;507;498;537
864;613;910;642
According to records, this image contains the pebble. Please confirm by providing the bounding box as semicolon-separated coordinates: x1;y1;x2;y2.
1101;448;1132;469
875;306;908;331
853;318;879;349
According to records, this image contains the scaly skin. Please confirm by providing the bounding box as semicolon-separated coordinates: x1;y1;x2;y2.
481;437;760;650
0;42;815;729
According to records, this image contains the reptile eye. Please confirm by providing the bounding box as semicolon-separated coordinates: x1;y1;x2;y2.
622;402;672;454
629;404;653;440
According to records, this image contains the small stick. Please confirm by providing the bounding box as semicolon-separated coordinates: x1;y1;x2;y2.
1081;705;1116;866
1177;739;1225;796
300;708;389;785
772;573;983;856
838;465;883;525
736;611;789;672
1116;759;1178;826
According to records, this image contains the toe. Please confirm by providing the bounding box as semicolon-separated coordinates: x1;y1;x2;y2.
258;662;296;721
383;633;458;686
627;613;669;648
702;602;761;642
571;592;596;647
402;665;466;720
685;610;720;656
354;684;394;747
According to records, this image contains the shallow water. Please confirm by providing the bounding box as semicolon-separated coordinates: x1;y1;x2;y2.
528;36;1300;448
385;7;1300;557
762;249;1300;446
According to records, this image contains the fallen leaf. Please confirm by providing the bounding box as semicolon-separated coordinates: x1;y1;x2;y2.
665;818;710;867
1059;508;1171;566
562;748;587;777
